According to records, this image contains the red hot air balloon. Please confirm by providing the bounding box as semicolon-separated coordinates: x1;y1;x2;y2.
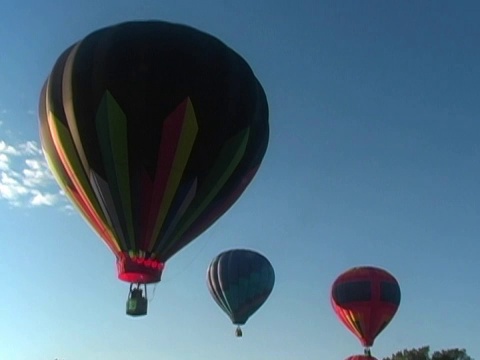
39;21;269;316
346;355;378;360
331;266;401;353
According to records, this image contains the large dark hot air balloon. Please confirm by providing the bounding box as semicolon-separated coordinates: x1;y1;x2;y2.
331;266;401;356
38;21;269;316
206;249;275;337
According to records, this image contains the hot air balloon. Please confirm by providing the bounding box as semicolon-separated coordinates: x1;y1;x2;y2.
38;21;269;316
206;249;275;337
331;266;400;356
346;355;378;360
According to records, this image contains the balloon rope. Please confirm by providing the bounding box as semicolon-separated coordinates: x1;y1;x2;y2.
161;237;211;283
147;284;157;302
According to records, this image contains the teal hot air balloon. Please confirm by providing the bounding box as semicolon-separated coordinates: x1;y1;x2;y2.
206;249;275;337
38;21;269;316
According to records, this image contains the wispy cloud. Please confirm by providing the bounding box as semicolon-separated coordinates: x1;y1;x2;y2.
0;140;21;155
0;139;68;208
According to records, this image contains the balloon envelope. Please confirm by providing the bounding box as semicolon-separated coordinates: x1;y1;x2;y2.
331;266;401;347
39;21;269;284
346;356;378;360
207;249;275;326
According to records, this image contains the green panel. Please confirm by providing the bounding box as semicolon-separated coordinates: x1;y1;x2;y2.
96;91;135;250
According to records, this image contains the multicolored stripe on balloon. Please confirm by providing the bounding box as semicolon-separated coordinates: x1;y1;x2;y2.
40;86;252;264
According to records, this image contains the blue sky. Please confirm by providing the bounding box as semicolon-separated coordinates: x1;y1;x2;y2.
0;1;479;359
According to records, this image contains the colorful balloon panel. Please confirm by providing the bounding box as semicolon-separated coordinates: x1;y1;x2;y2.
207;249;275;326
331;266;401;347
346;356;378;360
39;21;269;284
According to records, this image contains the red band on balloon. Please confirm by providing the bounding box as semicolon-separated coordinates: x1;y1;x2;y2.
116;254;164;284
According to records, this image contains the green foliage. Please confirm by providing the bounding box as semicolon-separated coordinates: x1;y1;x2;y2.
431;349;473;360
382;347;473;360
383;346;430;360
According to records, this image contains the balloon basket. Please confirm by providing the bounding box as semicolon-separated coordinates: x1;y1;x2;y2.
126;283;148;316
235;326;243;337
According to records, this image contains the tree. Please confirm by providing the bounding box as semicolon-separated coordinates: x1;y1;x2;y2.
432;349;473;360
383;346;430;360
382;347;474;360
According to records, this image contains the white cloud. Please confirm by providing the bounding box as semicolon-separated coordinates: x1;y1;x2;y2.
0;153;10;170
0;172;29;199
18;141;42;155
0;139;69;209
0;140;21;155
30;190;59;206
22;158;54;187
